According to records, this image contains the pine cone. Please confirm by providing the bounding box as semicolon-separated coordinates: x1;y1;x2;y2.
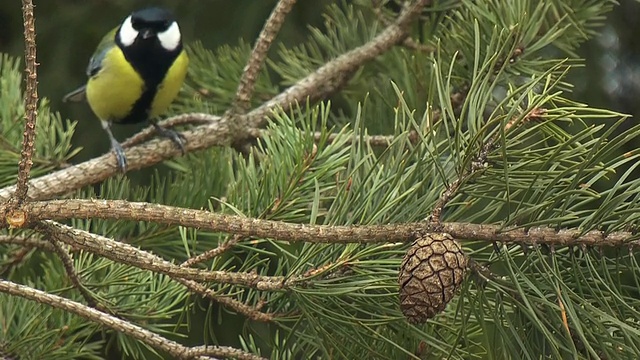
399;233;468;324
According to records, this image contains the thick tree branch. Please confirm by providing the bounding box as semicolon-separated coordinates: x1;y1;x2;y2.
5;199;418;243
0;113;228;201
2;199;639;248
0;280;264;360
13;0;39;205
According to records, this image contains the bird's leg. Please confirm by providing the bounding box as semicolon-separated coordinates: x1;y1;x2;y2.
101;120;127;173
151;121;186;154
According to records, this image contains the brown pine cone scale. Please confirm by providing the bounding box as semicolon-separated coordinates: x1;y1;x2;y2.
399;233;468;324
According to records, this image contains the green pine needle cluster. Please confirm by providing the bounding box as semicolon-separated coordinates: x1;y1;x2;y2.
0;54;79;187
2;0;640;359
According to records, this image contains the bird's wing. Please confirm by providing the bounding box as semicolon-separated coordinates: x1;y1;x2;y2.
63;28;119;103
86;27;119;77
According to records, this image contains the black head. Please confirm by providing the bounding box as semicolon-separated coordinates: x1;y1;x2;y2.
130;7;175;38
117;7;182;51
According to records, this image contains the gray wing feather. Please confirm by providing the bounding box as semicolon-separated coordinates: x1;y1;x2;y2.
64;28;117;103
86;46;110;77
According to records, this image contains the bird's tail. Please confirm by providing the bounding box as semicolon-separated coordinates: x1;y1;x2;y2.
62;85;87;103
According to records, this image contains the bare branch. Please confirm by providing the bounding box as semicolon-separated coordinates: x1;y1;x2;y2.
3;199;639;248
5;199;418;243
231;0;297;115
174;278;274;322
0;279;223;360
13;0;39;205
37;221;295;290
0;233;53;250
244;0;433;129
38;226;102;309
182;235;244;267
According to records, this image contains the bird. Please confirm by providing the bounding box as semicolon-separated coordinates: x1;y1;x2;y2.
63;7;189;172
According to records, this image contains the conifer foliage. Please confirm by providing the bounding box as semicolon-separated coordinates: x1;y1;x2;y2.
1;0;639;359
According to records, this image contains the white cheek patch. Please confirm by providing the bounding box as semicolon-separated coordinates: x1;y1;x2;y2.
158;22;181;51
118;15;138;46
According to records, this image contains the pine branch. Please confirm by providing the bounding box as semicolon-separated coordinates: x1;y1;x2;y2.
12;0;38;206
3;199;639;248
0;280;264;360
181;234;244;267
38;225;106;309
36;221;297;290
429;107;546;223
0;233;274;322
174;278;274;322
243;0;432;129
230;0;298;115
0;233;52;250
0;0;430;202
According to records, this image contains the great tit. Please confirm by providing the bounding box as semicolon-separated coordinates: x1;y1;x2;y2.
64;7;189;172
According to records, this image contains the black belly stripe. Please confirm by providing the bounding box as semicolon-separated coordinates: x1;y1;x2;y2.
115;30;181;125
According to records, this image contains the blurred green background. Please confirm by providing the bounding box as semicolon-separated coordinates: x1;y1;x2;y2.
0;0;639;161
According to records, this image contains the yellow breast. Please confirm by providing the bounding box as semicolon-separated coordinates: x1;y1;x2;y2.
150;51;189;118
85;46;189;122
86;46;144;122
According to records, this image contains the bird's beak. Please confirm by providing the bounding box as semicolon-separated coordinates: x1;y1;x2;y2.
141;29;155;39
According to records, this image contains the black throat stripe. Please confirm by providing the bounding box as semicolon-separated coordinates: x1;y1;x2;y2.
115;32;181;125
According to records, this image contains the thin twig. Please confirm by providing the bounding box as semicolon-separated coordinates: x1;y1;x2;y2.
230;0;298;115
0;247;33;276
0;233;274;322
187;345;266;360
372;0;435;53
13;0;39;205
175;278;273;322
250;128;421;148
3;199;640;248
429;107;546;223
0;233;54;250
0;279;262;360
182;234;244;267
38;226;102;309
